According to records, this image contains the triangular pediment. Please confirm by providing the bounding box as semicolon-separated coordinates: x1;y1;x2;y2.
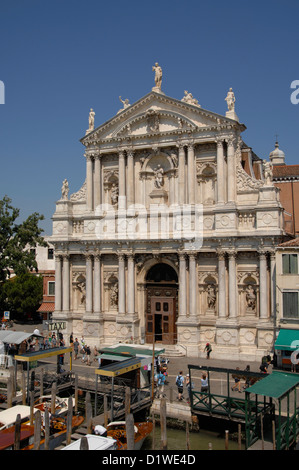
81;91;244;145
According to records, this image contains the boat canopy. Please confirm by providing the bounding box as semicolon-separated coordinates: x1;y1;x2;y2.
274;329;299;352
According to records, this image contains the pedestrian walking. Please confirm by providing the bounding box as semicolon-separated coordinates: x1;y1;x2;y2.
204;342;212;359
176;371;184;401
86;345;91;365
73;338;79;360
231;367;242;392
186;374;194;404
156;371;166;398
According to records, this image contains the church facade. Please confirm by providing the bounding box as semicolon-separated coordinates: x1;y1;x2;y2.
51;66;285;360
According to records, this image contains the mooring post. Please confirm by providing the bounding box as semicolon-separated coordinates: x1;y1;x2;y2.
125;386;131;415
40;367;44;397
30;390;35;425
152;414;155;450
33;409;41;450
44;407;50;450
75;374;78;414
126;413;135;450
66;395;73;445
104;394;108;427
14;413;21;450
51;381;57;415
225;429;229;450
186;420;190;450
85;391;92;433
160;397;167;450
22;371;26;405
7;374;13;408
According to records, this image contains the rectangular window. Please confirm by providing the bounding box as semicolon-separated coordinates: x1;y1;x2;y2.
282;254;298;274
283;291;299;318
48;281;55;296
48;248;54;260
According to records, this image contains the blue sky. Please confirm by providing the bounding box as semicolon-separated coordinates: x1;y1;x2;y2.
0;0;298;235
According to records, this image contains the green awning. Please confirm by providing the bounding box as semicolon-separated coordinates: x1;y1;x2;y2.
99;354;130;362
274;329;299;351
246;371;299;399
101;345;165;357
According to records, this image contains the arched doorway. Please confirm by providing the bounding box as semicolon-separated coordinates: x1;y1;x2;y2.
145;263;178;345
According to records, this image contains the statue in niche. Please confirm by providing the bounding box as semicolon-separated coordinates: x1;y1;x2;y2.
77;280;86;306
225;88;236;112
61;179;69;200
88;108;95;131
111;183;119;206
207;284;216;310
154;164;164;189
152;62;162;89
110;282;118;308
246;284;256;311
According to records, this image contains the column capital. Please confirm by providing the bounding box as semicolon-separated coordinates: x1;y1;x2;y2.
227;249;237;259
215;136;224;148
216;249;226;260
226;134;236;147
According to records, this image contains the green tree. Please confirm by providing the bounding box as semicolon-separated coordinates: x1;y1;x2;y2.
3;273;43;319
0;195;47;283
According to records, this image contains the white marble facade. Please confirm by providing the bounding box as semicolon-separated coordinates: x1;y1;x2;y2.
51;73;284;360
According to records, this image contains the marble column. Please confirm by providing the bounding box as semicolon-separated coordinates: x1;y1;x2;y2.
86;154;93;210
227;136;236;203
118;150;126;210
259;251;268;319
217;250;226;318
55;255;62;312
178;144;185;205
179;253;187;317
270;251;276;319
94;154;102;209
228;251;237;318
118;254;126;315
216;139;225;204
188;253;197;317
93;254;101;314
127;149;134;207
85;254;93;314
62;254;70;312
127;254;135;315
187;143;195;204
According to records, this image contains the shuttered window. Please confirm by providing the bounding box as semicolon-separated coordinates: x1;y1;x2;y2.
283;292;299;318
282;254;298;274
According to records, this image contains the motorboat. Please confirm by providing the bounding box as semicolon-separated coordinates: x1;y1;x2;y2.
106;420;153;450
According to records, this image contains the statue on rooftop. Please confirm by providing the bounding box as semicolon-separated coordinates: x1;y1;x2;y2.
152;62;162;90
225;88;236;112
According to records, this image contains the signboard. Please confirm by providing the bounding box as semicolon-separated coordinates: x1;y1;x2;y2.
48;321;66;331
3;311;10;320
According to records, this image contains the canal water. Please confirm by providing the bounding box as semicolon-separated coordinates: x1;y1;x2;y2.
142;426;244;451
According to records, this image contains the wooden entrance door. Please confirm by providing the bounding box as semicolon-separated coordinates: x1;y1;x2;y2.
146;296;175;344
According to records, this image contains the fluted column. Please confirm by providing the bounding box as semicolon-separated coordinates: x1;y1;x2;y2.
217;250;226;318
179;253;187;317
228;251;237;318
188;253;197;317
62;254;70;312
127;149;134;207
94;253;101;314
118;254;126;315
187;143;195;204
94;154;102;209
85;254;93;313
55;255;62;312
86;154;93;210
178;144;185;205
216;138;225;203
227;136;236;203
127;254;135;315
118;150;126;210
259;251;268;319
